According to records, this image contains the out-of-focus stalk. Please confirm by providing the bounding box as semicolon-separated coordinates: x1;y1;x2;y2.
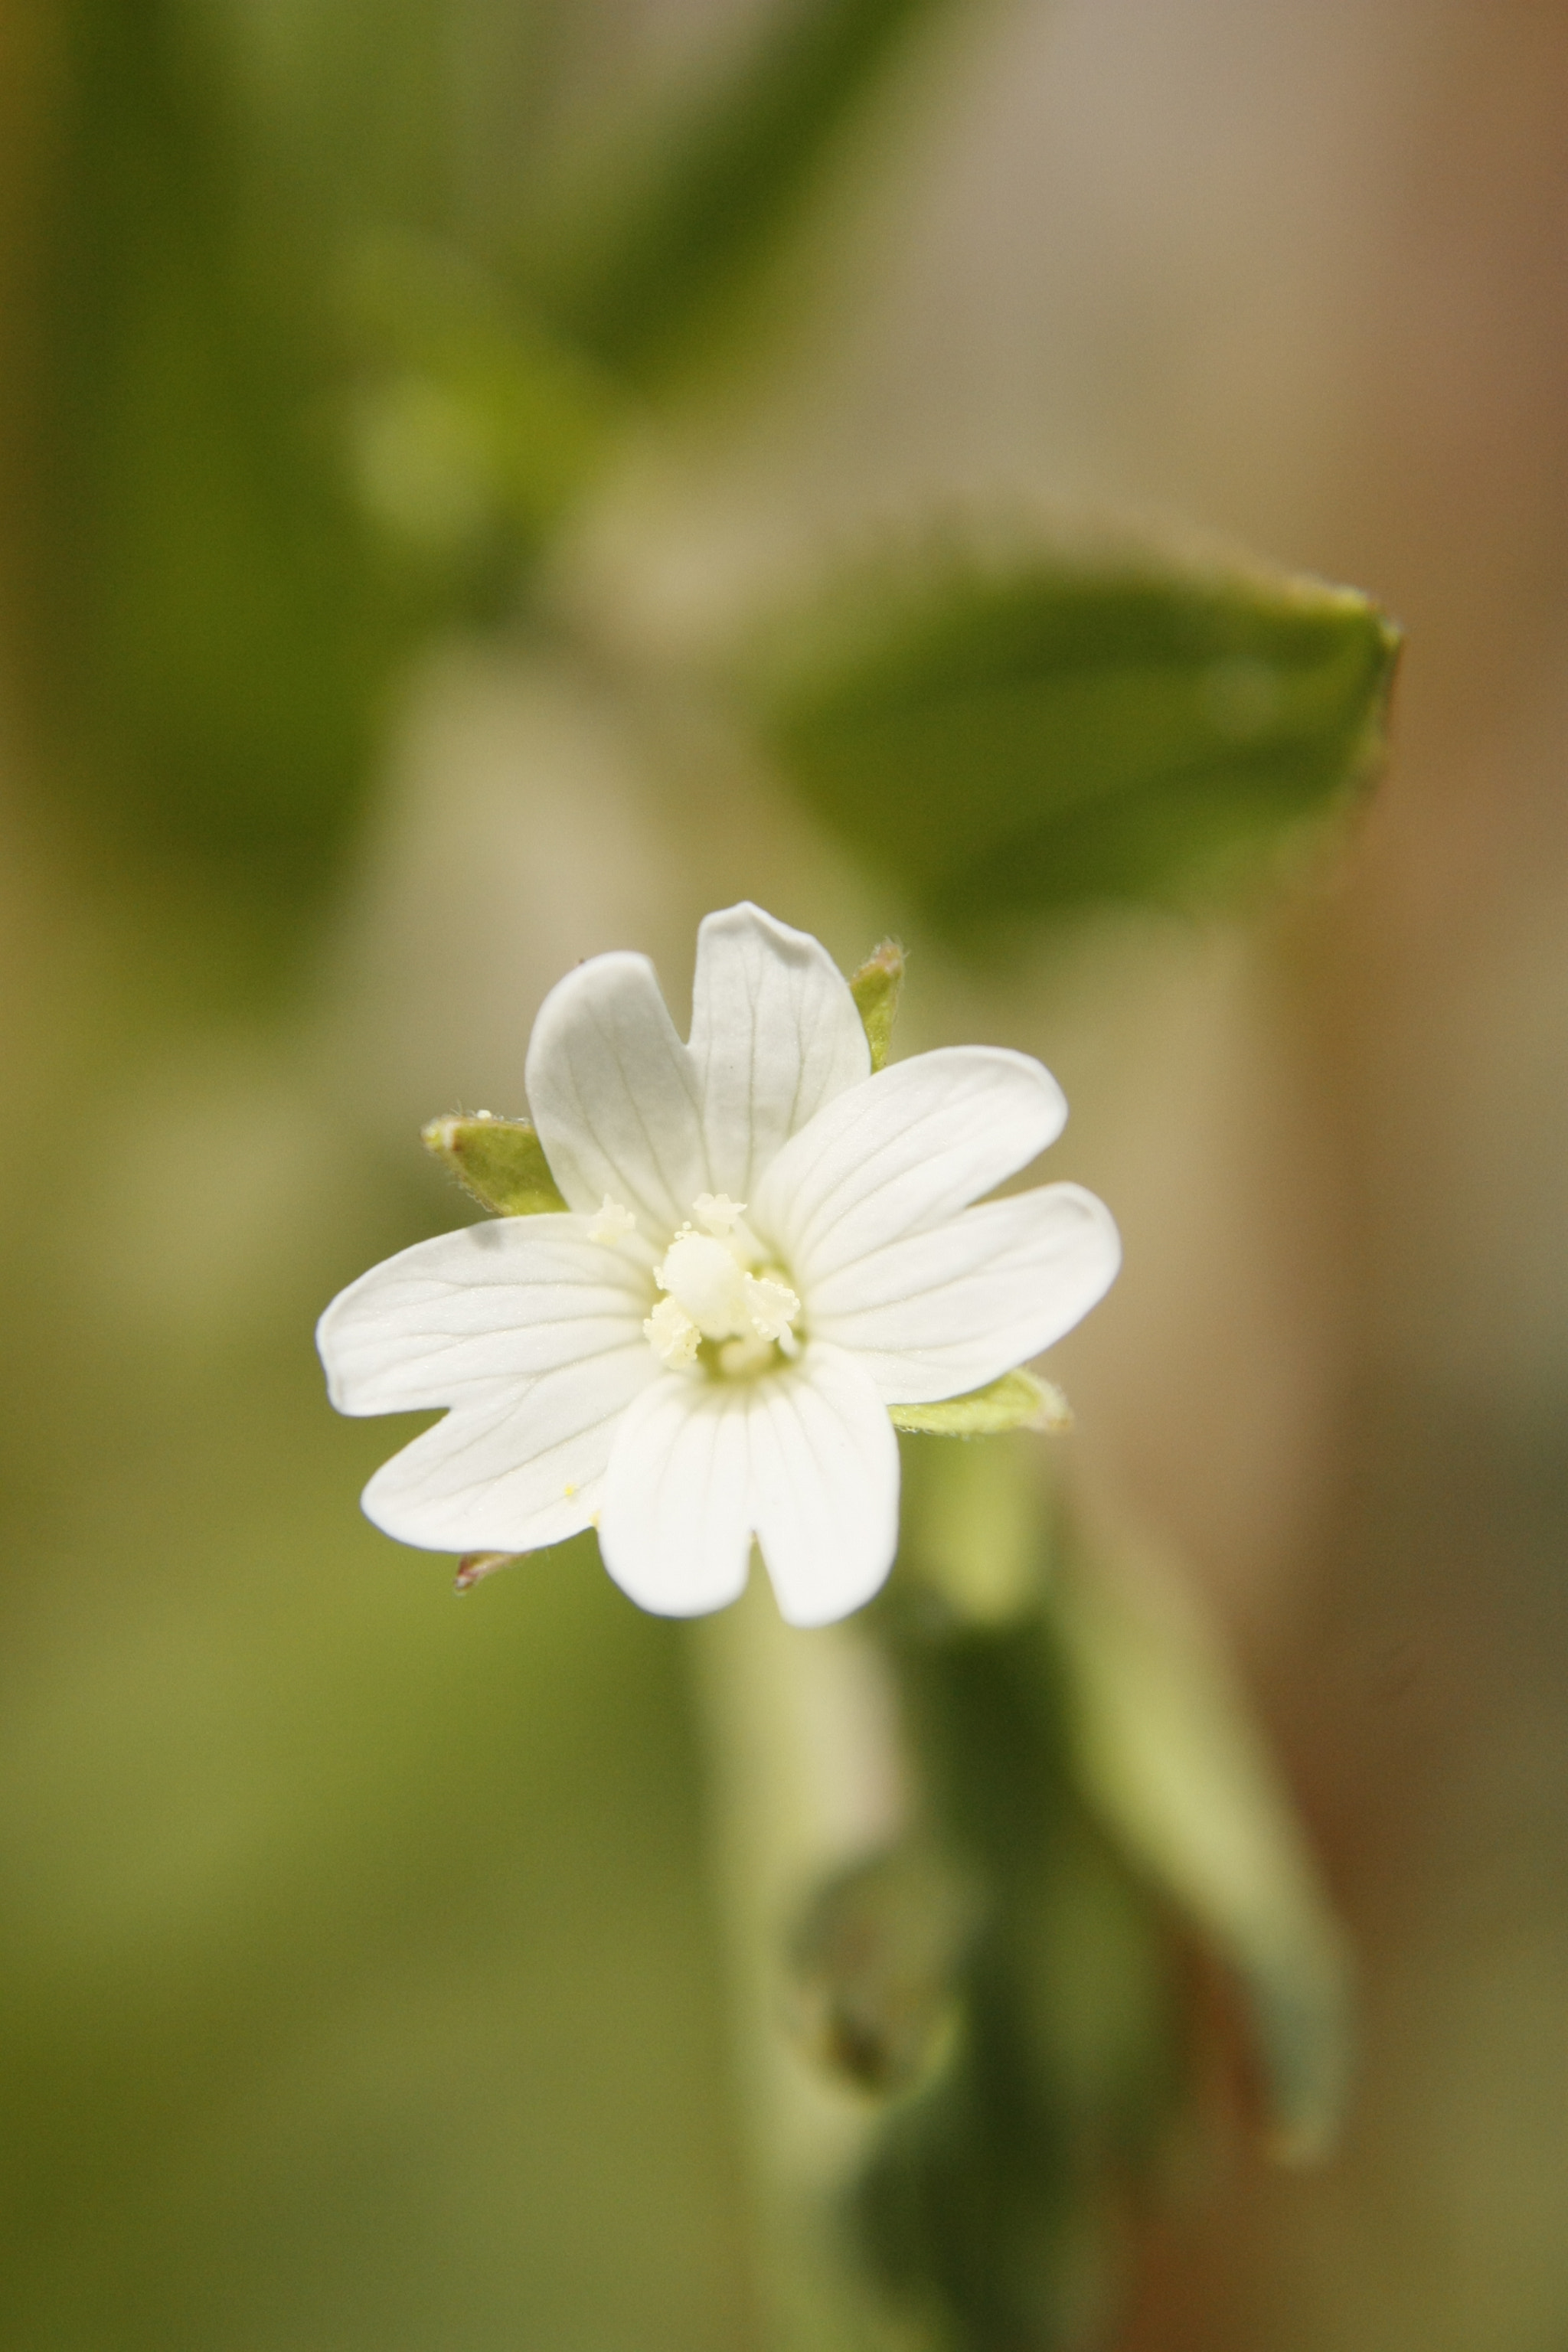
693;1579;915;2352
691;1432;1349;2351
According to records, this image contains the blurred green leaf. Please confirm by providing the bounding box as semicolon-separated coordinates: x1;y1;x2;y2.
26;0;406;913
1052;1541;1351;2162
525;0;952;384
732;531;1400;938
25;5;399;898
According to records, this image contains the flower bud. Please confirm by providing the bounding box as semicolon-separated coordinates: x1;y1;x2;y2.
789;1846;977;2096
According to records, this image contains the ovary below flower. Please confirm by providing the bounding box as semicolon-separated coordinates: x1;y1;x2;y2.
316;903;1120;1628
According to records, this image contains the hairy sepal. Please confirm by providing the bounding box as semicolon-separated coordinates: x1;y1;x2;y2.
422;1115;569;1216
848;938;905;1071
890;1367;1069;1438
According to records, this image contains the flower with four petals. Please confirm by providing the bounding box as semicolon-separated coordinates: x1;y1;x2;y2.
317;905;1119;1626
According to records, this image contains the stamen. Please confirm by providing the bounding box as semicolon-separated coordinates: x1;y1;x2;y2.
743;1273;800;1344
645;1295;701;1368
587;1194;638;1244
693;1191;747;1236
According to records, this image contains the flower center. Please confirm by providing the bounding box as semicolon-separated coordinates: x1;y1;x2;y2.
642;1194;801;1377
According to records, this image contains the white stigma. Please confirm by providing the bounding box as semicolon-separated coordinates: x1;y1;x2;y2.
587;1194;638;1245
644;1206;801;1374
658;1230;753;1337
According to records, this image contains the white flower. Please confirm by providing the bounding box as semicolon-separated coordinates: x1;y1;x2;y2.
316;904;1120;1628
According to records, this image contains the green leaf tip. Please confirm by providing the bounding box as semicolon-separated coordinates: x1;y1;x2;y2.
849;938;905;1070
733;529;1402;940
422;1115;569;1217
890;1367;1070;1438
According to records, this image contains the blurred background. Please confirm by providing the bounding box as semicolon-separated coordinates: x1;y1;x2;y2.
1;0;1566;2345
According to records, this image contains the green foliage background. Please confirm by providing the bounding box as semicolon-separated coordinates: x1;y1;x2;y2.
3;2;1562;2349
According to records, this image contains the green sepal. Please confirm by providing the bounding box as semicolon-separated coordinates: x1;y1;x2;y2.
422;1116;569;1217
453;1550;521;1592
848;938;904;1070
890;1368;1069;1438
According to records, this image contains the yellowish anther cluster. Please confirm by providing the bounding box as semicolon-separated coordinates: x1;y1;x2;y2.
587;1194;639;1244
645;1293;702;1369
642;1195;801;1376
692;1191;746;1235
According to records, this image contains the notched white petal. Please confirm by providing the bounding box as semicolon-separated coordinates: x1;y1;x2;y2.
360;1340;656;1553
753;1046;1068;1286
596;1344;898;1628
747;1344;900;1628
810;1183;1121;1403
317;1217;652;1416
599;1377;755;1616
524;949;706;1231
689;902;870;1200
